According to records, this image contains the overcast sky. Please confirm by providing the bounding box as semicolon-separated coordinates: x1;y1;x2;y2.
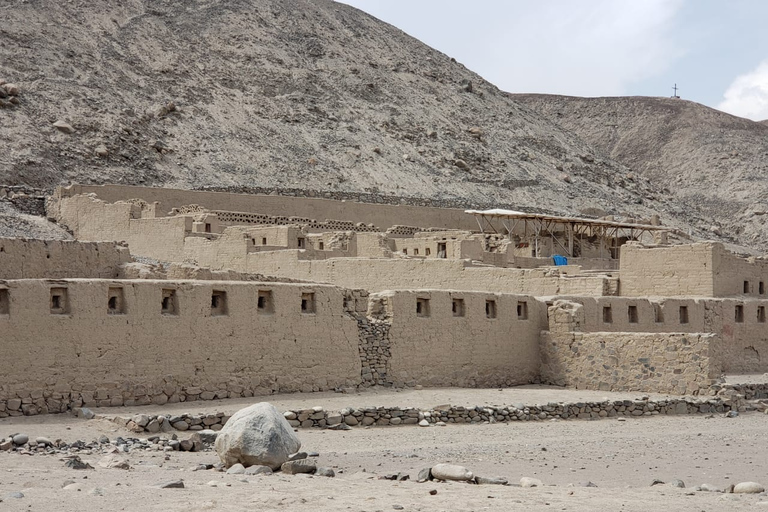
338;0;768;121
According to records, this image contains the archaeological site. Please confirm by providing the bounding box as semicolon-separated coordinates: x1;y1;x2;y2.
2;0;768;509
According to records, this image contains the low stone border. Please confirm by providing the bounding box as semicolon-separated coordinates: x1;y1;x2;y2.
102;394;767;434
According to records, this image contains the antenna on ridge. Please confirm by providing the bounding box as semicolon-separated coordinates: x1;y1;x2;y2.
672;83;680;99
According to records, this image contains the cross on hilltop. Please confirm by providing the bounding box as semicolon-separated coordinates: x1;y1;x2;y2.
672;83;680;99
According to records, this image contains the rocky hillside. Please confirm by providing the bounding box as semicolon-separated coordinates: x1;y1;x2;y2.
0;0;701;236
512;94;768;247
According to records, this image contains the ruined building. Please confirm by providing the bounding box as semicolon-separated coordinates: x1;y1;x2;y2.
1;184;766;417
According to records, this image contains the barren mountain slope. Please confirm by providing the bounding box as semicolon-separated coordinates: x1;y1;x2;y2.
512;94;768;247
0;0;698;232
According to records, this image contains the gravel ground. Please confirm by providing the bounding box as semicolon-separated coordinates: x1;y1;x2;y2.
1;386;767;511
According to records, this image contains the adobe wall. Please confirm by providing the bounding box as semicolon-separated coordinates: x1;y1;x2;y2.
373;290;542;388
240;253;615;296
53;184;481;232
541;300;722;395
0;280;361;414
0;238;131;279
712;244;768;297
619;243;716;297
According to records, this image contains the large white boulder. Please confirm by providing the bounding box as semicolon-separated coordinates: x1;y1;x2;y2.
430;463;474;481
214;402;301;469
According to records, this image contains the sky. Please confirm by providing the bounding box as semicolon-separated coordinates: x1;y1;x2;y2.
338;0;768;121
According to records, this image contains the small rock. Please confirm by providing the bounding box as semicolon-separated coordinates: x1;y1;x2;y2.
578;481;598;488
288;452;308;462
94;145;109;157
475;476;508;485
12;434;29;445
244;465;273;476
417;467;433;483
53;120;75;134
98;454;130;470
3;83;20;96
76;407;95;420
733;481;765;494
89;488;106;496
5;491;24;499
280;459;317;475
315;467;335;477
393;506;404;511
155;480;185;489
0;439;13;451
418;419;430;427
172;420;190;431
650;479;665;486
35;436;52;447
431;463;473;482
668;479;685;488
63;483;82;491
520;477;543;488
429;489;438;495
700;483;723;493
64;456;93;470
226;464;245;475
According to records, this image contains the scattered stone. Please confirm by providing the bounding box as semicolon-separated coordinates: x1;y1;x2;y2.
418;419;430;427
215;402;301;470
155;480;185;489
315;467;335;477
226;463;246;475
699;483;723;493
431;463;473;482
288;452;308;461
280;459;317;475
429;489;438;495
475;476;508;485
35;436;52;447
650;479;665;486
733;481;765;494
63;483;82;491
577;481;598;488
89;488;106;496
78;408;95;420
178;439;195;452
64;456;93;470
244;465;273;476
668;479;685;488
520;477;543;488
393;506;404;510
12;434;29;445
94;145;109;157
53;120;75;134
5;491;24;499
1;439;13;451
417;467;433;483
98;454;130;470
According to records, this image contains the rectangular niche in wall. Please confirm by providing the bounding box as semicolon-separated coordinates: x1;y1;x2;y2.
679;306;689;324
416;297;430;317
301;292;316;314
517;301;528;320
758;306;766;323
107;287;126;315
0;288;8;315
50;287;70;315
211;290;228;316
485;299;497;319
735;304;744;323
161;289;178;316
627;305;639;323
603;305;613;324
452;298;465;317
653;303;664;323
257;290;274;314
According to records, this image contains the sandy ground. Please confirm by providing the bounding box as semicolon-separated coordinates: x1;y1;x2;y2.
2;386;767;511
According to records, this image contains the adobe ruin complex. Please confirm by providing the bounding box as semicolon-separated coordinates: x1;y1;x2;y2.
2;184;767;417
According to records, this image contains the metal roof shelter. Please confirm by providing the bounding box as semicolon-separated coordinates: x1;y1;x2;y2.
465;209;670;259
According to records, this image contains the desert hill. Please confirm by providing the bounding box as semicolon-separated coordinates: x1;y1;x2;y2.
0;0;695;235
512;94;768;247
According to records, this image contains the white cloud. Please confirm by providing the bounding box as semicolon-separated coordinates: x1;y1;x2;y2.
718;60;768;121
